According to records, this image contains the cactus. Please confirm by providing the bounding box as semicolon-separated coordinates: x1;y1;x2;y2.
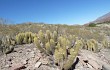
50;39;55;54
38;30;45;45
1;36;14;54
10;39;16;46
28;37;32;44
3;45;14;54
66;39;71;49
61;37;67;48
59;47;67;59
54;49;64;65
63;49;80;70
53;31;57;42
45;42;51;54
55;42;60;49
0;39;2;46
34;37;44;53
46;30;51;41
86;39;98;52
102;39;110;48
24;32;29;44
16;33;24;44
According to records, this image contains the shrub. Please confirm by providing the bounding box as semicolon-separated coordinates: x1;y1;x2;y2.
88;23;96;27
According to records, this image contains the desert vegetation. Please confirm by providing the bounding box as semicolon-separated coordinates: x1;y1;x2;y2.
0;18;110;70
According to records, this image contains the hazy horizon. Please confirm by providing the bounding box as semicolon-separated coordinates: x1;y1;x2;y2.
0;0;110;25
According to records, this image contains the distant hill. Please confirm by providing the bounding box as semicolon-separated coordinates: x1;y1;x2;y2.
84;12;110;26
93;12;110;23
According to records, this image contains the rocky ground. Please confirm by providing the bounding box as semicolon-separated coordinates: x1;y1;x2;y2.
0;43;110;70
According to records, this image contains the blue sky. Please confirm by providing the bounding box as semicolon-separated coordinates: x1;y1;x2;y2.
0;0;110;25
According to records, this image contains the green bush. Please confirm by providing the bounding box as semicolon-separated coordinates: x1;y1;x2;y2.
88;23;96;27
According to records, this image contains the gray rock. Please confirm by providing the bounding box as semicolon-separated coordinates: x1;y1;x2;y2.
102;65;110;70
35;62;42;68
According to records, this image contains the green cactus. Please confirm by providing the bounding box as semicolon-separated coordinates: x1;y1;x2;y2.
1;36;14;54
59;37;67;49
38;30;45;45
16;33;24;44
0;39;2;46
102;39;110;48
63;55;75;70
24;32;29;44
55;42;60;49
46;30;51;41
59;47;67;59
86;39;98;52
63;41;81;70
50;39;55;54
10;39;16;46
45;42;51;54
66;39;71;49
3;45;14;54
28;37;32;44
23;37;28;44
53;31;57;42
34;37;44;53
54;49;64;65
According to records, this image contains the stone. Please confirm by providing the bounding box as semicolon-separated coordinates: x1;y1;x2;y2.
33;48;37;51
5;64;10;68
35;62;42;68
30;51;35;58
22;59;28;65
27;49;31;52
11;63;26;70
39;58;48;65
102;64;110;70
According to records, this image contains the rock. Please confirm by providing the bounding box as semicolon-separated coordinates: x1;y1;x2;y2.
30;51;35;58
5;64;10;68
33;48;37;51
102;64;110;70
11;63;26;70
22;59;28;65
88;59;102;70
27;49;31;52
39;58;48;65
35;62;42;68
87;63;94;69
74;69;80;70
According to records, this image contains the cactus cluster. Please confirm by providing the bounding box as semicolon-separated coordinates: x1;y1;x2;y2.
34;30;57;55
33;30;82;70
86;39;98;52
15;32;36;45
55;39;82;70
0;36;16;54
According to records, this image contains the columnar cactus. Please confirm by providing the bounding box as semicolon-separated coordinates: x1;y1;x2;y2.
86;39;98;52
1;36;14;54
45;42;51;54
102;39;110;48
54;49;64;65
46;30;51;41
53;31;58;43
34;37;45;53
38;30;45;45
50;39;55;54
